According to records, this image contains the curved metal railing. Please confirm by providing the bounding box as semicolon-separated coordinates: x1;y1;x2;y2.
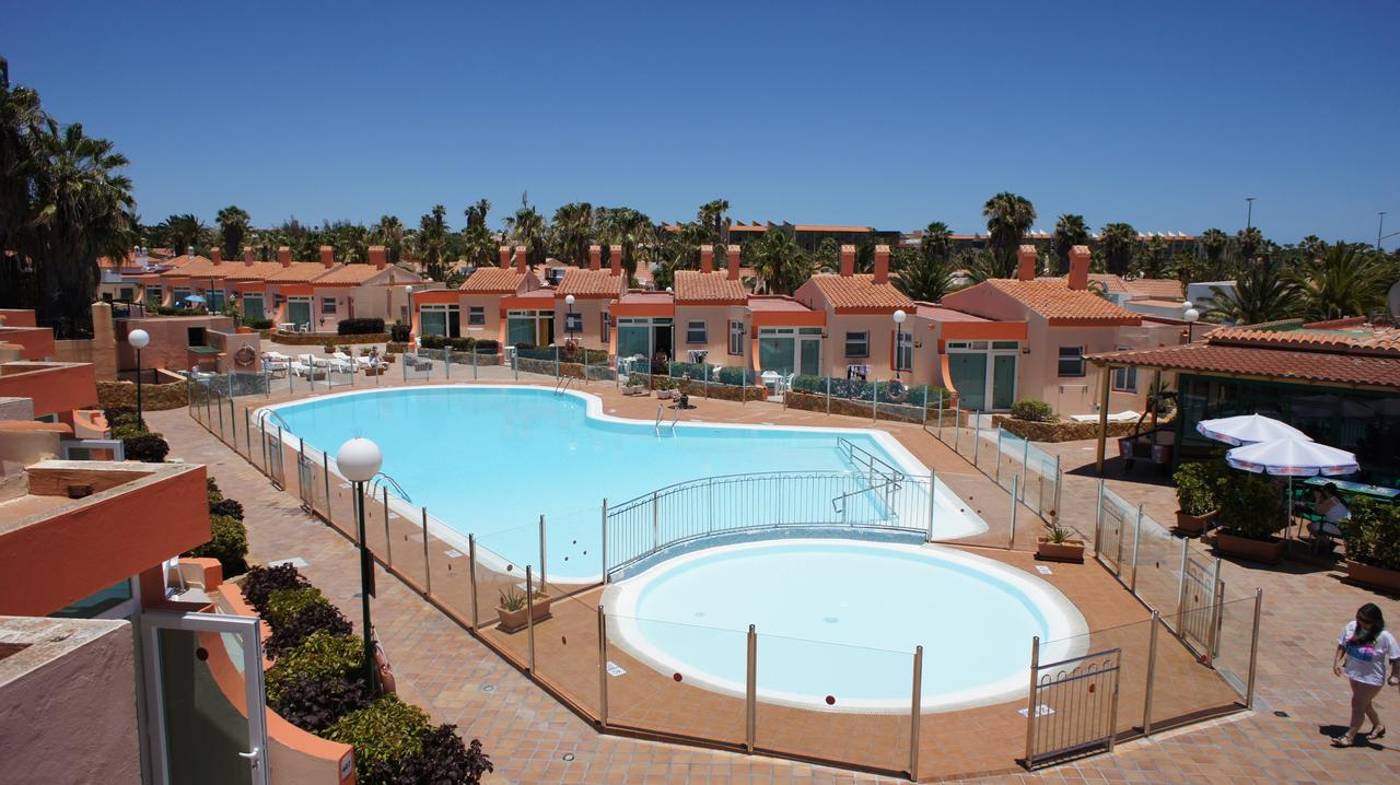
604;469;936;578
369;471;413;503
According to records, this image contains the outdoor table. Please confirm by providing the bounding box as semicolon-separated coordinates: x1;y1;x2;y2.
277;322;296;332
1302;476;1400;501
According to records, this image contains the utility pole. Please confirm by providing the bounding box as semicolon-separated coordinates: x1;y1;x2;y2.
1245;197;1255;231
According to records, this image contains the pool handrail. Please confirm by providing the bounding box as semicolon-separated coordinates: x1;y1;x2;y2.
369;471;413;503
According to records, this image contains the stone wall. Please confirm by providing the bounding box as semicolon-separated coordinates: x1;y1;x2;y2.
626;373;767;402
271;331;389;346
785;390;928;423
97;373;188;411
993;414;1170;443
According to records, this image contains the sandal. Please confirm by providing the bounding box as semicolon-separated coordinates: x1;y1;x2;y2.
1369;724;1386;740
1332;735;1356;748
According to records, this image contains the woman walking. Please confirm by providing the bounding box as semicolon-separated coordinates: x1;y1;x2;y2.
1333;603;1400;747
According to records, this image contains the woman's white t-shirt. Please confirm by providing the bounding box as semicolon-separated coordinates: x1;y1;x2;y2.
1338;621;1400;686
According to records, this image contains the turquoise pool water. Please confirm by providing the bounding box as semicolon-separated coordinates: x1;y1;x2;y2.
268;386;985;580
607;540;1087;710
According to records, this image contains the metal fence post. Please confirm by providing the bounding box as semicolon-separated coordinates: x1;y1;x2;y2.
322;452;331;517
1130;504;1144;593
651;491;660;553
467;534;479;630
973;412;982;467
908;645;923;778
1009;475;1019;549
473;348;479;380
921;385;929;425
1024;636;1040;765
1175;536;1190;634
600;499;609;582
1052;455;1062;522
1143;610;1160;735
555;345;560;379
538;514;547;586
937;392;944;440
421;507;432;595
953;400;962;452
825;375;831;415
1094;478;1106;554
525;566;536;673
745;624;757;753
871;379;877;422
995;428;1003;483
597;605;609;727
382;486;393;567
1020;438;1030;501
925;472;936;542
1246;587;1263;709
244;408;252;456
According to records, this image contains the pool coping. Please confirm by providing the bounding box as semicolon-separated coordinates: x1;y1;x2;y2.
603;538;1091;714
256;384;991;582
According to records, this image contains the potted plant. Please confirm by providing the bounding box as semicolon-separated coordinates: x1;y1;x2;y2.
1036;525;1085;563
495;585;552;633
623;376;645;396
1173;460;1224;535
1214;472;1286;564
1341;498;1400;592
323;343;336;354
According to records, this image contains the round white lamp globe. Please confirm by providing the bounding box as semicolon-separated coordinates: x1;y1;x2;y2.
128;328;150;350
893;308;907;325
1183;306;1200;323
337;437;383;483
565;294;575;306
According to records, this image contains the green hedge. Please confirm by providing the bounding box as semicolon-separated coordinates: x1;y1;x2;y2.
1342;497;1400;571
266;632;365;705
337;318;386;335
789;374;949;406
1010;399;1054;422
1218;472;1284;540
266;586;328;628
1173;459;1229;516
185;514;249;576
326;695;432;785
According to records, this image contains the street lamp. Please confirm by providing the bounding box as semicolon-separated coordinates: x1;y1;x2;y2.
129;329;150;426
1245;197;1255;231
1183;302;1200;342
337;437;383;693
564;294;576;342
892;308;908;381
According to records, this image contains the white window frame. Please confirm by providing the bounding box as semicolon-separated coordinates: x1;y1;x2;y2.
895;330;913;371
845;331;869;358
1111;346;1137;392
686;320;707;344
1057;346;1085;377
728;320;745;356
320;296;337;315
467;305;485;326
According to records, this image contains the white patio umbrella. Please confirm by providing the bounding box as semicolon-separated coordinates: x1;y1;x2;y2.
1225;436;1359;543
1225;438;1359;477
1196;414;1310;446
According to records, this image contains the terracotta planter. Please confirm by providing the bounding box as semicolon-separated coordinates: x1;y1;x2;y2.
495;594;552;633
1346;560;1400;593
1215;531;1285;565
1036;537;1085;563
1175;509;1217;536
363;366;385;377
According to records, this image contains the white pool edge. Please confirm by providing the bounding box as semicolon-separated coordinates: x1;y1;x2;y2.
603;538;1090;714
255;384;991;575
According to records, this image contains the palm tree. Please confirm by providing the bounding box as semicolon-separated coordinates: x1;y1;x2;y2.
161;213;208;256
1205;260;1299;324
1298;235;1327;261
460;200;496;268
28;120;134;331
216;205;250;259
896;248;954;302
371;215;405;264
0;57;47;308
1236;226;1264;263
920;221;953;265
1133;235;1173;279
594;206;653;278
697;199;730;245
416;205;451;280
503;194;546;265
1099;222;1139;276
982;192;1036;277
746;228;812;294
551;202;593;266
1051;214;1089;274
1289;245;1388;322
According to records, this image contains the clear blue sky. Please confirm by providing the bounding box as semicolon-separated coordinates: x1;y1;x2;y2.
5;1;1398;247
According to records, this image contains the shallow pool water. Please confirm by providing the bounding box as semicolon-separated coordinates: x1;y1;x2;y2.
607;539;1087;710
269;386;985;579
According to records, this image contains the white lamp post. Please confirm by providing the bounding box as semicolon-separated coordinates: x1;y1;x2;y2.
1183;302;1200;342
565;294;576;341
129;329;150;425
337;437;383;693
893;308;908;381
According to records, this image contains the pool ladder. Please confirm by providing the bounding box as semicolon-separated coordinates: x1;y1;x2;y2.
369;471;413;503
654;404;680;436
554;375;575;394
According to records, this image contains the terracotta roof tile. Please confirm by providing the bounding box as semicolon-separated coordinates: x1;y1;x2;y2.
1208;325;1400;356
555;268;624;298
805;274;914;312
222;262;285;281
459;267;527;294
158;256;213;278
1123;278;1184;300
674;270;746;304
313;263;415;285
1089;342;1400;389
266;262;337;283
951;280;1140;323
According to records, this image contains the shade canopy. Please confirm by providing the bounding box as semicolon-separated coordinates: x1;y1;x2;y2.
1225;437;1359;477
1196;414;1310;446
183;294;207;304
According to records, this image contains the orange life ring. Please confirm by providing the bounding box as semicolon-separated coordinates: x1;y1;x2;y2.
234;345;256;368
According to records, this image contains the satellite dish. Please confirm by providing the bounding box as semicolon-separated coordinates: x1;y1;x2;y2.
1388;280;1400;319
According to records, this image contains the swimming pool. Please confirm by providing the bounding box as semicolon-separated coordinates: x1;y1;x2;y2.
266;386;986;580
606;539;1087;711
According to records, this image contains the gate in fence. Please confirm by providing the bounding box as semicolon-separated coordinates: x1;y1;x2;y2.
1025;643;1122;768
1095;488;1130;575
265;431;285;489
1177;548;1223;662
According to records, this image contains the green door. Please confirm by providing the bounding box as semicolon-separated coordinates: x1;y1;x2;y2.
992;354;1017;410
242;295;264;321
949;353;988;411
799;338;821;376
286;300;312;330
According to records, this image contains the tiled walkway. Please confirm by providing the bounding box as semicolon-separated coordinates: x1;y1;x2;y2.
150;379;1400;784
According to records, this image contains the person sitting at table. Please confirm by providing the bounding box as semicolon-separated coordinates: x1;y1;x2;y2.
1308;483;1350;545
